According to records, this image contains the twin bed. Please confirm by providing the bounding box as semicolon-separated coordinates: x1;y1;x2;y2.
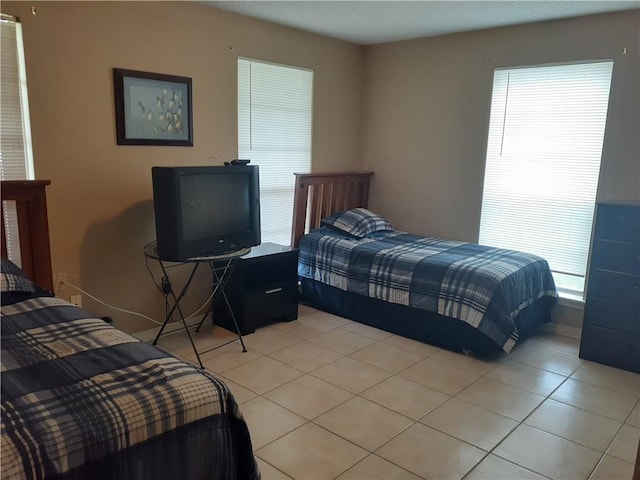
291;171;558;354
1;181;259;480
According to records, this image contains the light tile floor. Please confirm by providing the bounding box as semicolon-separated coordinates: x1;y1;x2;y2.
159;304;640;480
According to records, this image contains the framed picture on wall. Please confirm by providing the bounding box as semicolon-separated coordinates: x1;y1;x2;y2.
113;68;193;146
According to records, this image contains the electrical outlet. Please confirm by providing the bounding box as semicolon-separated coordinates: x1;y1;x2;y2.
70;294;82;308
54;273;68;292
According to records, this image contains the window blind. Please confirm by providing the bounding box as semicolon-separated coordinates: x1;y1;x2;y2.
1;15;34;265
238;58;313;245
479;61;613;294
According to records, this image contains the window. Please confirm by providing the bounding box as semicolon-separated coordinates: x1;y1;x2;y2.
479;61;614;296
237;58;313;245
1;15;34;265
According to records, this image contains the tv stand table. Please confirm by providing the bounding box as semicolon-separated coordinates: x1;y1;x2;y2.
144;241;249;369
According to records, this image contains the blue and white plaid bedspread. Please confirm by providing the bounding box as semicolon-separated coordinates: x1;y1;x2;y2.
1;297;259;480
299;229;557;352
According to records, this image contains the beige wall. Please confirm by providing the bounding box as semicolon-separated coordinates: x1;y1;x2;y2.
3;1;363;332
361;10;640;242
360;10;639;329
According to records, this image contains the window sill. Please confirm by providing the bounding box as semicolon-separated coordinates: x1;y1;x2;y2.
557;291;585;309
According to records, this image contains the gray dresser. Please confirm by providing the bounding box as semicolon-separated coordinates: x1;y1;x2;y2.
579;201;640;373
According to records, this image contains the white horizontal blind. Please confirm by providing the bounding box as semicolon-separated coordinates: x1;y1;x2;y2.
479;61;613;294
238;58;313;245
1;16;34;265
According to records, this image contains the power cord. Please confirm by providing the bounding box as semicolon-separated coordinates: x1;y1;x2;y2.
61;281;164;325
144;255;164;294
60;280;222;327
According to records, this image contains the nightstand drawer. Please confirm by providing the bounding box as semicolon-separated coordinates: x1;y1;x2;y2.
596;204;640;243
245;281;298;323
592;239;640;275
584;297;640;335
588;269;640;305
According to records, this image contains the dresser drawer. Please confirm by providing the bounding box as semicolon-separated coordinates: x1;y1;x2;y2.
588;269;640;305
579;325;640;373
591;239;640;275
581;202;640;374
595;203;640;243
584;297;640;335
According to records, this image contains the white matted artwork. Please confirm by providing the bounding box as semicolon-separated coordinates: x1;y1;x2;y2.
113;68;193;146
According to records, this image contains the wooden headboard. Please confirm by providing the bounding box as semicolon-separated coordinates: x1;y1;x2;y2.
291;171;374;248
1;180;54;291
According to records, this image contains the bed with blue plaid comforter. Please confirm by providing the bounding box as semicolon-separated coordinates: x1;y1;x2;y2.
1;296;259;480
299;229;557;352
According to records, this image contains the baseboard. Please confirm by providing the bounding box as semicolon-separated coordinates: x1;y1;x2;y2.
136;315;583;342
132;324;193;343
133;326;159;342
540;322;582;340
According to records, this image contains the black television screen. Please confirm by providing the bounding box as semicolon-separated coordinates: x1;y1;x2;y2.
152;165;261;260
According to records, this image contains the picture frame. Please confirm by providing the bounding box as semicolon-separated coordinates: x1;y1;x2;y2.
113;68;193;146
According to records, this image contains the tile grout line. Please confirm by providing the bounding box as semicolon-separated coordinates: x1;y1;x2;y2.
432;349;577;479
301;341;529;478
231;338;635;472
474;372;573;479
405;338;635;478
249;326;441;478
254;327;535;477
589;397;640;473
183;314;639;479
481;358;638;479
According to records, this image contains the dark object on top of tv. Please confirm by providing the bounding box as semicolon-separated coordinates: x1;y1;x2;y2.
224;159;251;166
151;165;261;261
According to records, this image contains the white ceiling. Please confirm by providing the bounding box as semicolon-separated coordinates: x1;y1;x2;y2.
207;1;639;45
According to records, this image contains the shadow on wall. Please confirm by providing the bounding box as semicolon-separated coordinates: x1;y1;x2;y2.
77;200;168;333
76;199;243;334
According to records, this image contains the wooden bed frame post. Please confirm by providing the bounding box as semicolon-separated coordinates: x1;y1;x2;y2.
291;171;374;248
1;180;54;291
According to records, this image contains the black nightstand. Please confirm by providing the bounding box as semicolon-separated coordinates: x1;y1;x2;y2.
211;243;299;335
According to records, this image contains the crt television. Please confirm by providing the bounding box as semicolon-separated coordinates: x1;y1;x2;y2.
151;165;261;261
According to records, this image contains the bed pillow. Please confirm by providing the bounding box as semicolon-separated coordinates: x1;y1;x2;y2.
321;208;393;238
1;258;55;306
1;257;36;294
